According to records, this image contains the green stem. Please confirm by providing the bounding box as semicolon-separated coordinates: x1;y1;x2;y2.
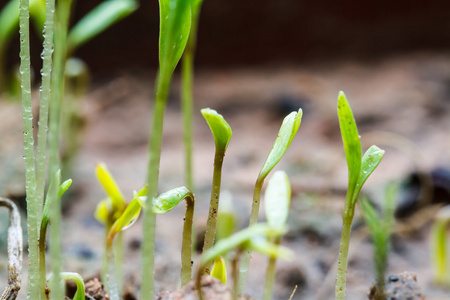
18;0;40;298
202;148;225;273
106;243;120;300
262;237;281;300
48;0;72;299
114;231;124;295
335;205;355;300
35;0;56;221
141;71;171;300
38;223;48;300
232;254;239;300
236;177;263;294
181;195;195;286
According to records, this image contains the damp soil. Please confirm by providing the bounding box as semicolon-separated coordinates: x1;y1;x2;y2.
1;52;450;300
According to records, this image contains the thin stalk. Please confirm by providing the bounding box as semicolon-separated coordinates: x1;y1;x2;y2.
48;0;72;299
232;254;239;300
262;236;281;300
141;71;171;300
202;148;225;273
114;231;124;295
181;195;195;285
38;223;48;300
35;0;56;221
335;203;355;300
106;243;120;300
18;0;40;298
236;177;263;293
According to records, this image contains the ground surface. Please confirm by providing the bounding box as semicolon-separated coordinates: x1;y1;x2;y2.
1;52;450;299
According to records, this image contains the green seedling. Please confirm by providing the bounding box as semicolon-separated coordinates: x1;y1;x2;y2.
201;108;232;272
360;182;398;299
152;186;195;286
38;170;72;300
237;109;302;293
0;197;23;300
262;171;291;300
141;0;192;297
431;205;450;285
48;272;85;300
95;163;146;293
197;223;292;300
335;91;385;300
106;192;144;300
211;256;227;285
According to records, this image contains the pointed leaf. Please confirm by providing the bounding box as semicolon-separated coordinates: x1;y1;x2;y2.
211;256;227;284
353;145;385;204
264;171;291;228
68;0;138;51
42;170;71;229
152;186;193;214
259;109;302;180
59;179;72;199
337;91;361;199
201;108;232;153
108;197;142;243
96;163;125;213
159;0;192;76
200;223;286;266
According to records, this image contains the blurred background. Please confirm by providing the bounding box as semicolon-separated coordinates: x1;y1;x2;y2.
1;1;450;300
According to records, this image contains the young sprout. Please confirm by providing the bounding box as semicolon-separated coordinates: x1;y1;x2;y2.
152;186;195;286
211;256;227;285
106;193;144;300
48;272;85;300
262;171;291;300
335;91;385;300
431;205;450;285
141;0;192;297
0;198;23;300
39;170;72;300
237;109;302;293
360;182;398;299
197;223;292;300
201;108;232;271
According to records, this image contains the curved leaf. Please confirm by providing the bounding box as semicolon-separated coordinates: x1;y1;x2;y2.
201;108;232;153
259;109;302;180
211;256;227;284
68;0;138;51
59;272;85;300
264;171;291;228
152;186;192;214
159;0;192;76
108;197;142;244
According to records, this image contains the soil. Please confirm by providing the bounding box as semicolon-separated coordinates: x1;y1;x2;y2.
1;52;450;300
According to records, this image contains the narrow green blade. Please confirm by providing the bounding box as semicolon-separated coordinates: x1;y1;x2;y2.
264;171;291;228
201;108;232;152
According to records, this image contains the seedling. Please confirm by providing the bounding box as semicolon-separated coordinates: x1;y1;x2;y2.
141;0;192;297
262;170;291;300
360;182;398;299
237;109;302;293
197;223;292;300
335;91;385;300
431;205;450;285
47;272;85;300
0;197;23;300
152;186;195;286
211;256;227;284
201;108;232;272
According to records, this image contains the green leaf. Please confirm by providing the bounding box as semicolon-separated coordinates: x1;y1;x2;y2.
59;272;85;300
201;108;232;153
159;0;192;76
68;0;138;51
259;109;302;180
337;91;361;200
152;186;193;214
211;256;227;284
0;0;19;45
353;145;385;204
264;171;291;228
108;197;142;243
201;223;286;266
41;170;72;230
96;163;126;213
59;178;72;199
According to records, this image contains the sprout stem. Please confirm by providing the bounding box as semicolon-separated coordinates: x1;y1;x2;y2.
202;148;226;272
181;194;195;285
262;236;281;300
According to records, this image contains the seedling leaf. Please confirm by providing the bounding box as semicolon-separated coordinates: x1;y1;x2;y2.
159;0;192;76
259;109;302;180
152;186;192;214
247;236;293;259
353;146;385;204
95;199;110;225
68;0;138;51
41;170;72;230
201;108;232;152
59;272;85;300
96;163;126;213
264;171;291;228
211;256;227;284
108;198;142;245
337;91;361;200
